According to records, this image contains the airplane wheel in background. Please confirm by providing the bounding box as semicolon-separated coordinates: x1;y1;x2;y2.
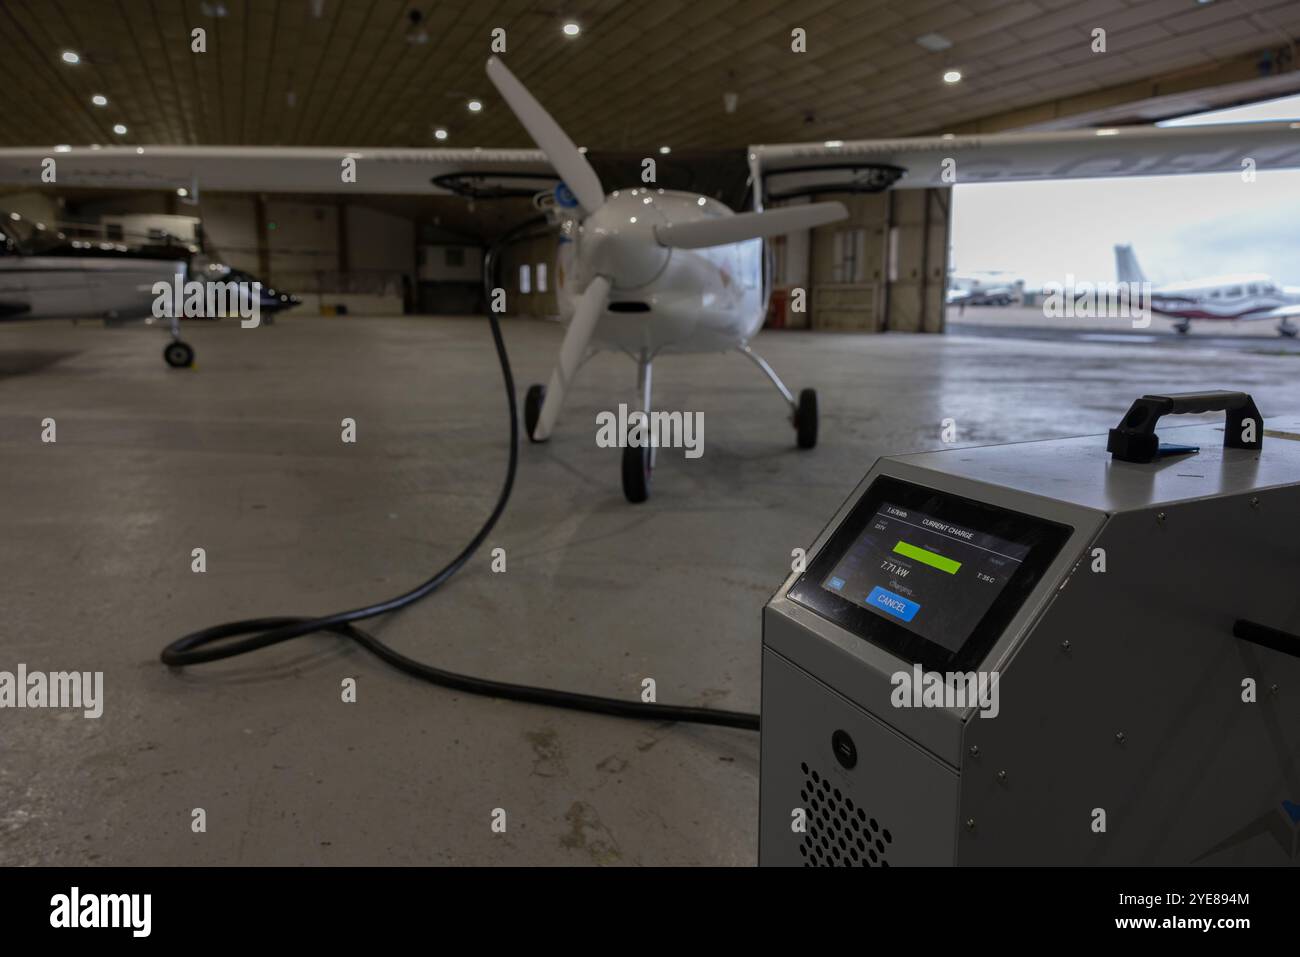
795;388;818;449
164;341;195;368
1278;322;1298;339
524;384;546;442
622;444;652;503
1173;321;1191;335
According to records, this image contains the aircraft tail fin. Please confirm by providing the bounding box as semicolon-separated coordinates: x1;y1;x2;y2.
1114;244;1147;285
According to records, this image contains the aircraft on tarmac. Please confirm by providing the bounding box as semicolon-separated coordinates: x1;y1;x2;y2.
1114;243;1300;337
4;70;1300;496
946;271;1024;307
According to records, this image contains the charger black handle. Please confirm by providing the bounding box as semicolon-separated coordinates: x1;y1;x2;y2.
1107;390;1263;463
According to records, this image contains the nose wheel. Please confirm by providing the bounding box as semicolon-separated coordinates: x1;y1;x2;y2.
164;340;195;368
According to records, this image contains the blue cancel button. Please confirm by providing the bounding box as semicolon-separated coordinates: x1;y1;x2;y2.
867;586;920;623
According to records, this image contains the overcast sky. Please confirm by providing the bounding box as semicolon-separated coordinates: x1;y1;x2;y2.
950;94;1300;289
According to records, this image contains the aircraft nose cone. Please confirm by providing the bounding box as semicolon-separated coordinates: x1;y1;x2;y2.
584;194;670;289
591;231;669;289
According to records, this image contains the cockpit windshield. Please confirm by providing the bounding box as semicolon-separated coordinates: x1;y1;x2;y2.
0;211;67;256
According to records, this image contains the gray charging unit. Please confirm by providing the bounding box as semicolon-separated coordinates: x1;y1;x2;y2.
760;392;1300;866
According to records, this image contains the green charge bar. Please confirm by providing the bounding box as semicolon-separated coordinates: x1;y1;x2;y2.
894;540;961;574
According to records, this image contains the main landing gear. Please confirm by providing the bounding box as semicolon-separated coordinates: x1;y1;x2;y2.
740;345;818;450
1278;318;1298;339
522;346;818;504
164;340;195;367
163;311;195;367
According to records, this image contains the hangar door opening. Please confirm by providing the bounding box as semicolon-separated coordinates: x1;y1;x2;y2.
946;94;1300;348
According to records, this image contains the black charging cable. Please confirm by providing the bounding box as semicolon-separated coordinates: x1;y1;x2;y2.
160;236;759;732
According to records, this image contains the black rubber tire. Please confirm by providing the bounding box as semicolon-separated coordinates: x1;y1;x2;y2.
164;340;195;368
621;443;652;503
795;388;818;449
1173;321;1191;335
1278;324;1298;339
524;383;546;442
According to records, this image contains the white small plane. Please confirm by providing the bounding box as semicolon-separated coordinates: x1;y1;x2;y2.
5;63;1300;497
947;271;1024;307
0;211;194;363
0;211;298;366
483;57;847;501
1115;243;1300;337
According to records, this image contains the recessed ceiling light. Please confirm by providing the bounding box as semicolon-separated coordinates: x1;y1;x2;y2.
943;70;962;84
941;133;955;140
8;212;19;221
658;145;671;155
135;146;144;154
824;140;844;148
177;187;189;197
1096;128;1119;136
629;216;637;224
61;50;80;64
697;197;706;205
916;33;952;52
467;99;483;113
578;146;588;153
91;94;107;107
112;123;127;135
433;127;448;140
55;144;70;152
563;22;580;37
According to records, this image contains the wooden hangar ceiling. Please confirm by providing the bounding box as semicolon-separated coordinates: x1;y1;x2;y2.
1;0;1298;152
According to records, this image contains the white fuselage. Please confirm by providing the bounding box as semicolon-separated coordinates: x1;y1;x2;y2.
0;256;185;321
1150;274;1300;322
554;189;765;356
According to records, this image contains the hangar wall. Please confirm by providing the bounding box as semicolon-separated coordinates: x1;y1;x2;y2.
800;187;949;334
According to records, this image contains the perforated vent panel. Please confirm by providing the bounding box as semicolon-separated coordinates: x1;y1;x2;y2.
798;761;892;867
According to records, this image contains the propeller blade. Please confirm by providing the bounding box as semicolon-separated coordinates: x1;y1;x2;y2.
654;201;848;249
532;275;611;442
485;56;604;216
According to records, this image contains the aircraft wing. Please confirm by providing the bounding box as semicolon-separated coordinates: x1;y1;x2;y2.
750;121;1300;198
0;146;552;195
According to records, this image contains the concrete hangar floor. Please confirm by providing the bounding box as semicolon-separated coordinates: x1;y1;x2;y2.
1;313;1296;865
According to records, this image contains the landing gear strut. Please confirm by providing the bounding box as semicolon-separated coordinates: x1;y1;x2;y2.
739;345;818;450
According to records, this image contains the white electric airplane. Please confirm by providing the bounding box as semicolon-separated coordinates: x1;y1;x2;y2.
5;64;1300;498
483;57;847;501
1115;243;1300;336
